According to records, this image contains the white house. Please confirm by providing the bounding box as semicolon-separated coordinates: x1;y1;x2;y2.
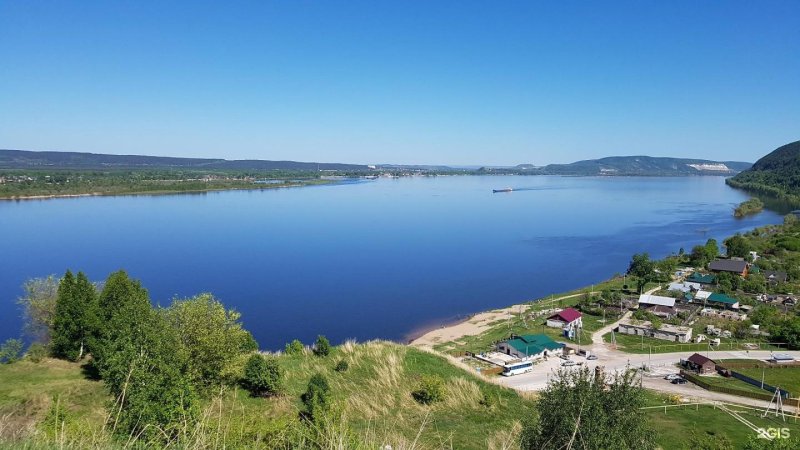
545;307;583;330
637;294;676;309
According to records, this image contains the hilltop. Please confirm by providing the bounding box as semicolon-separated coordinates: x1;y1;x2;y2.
726;140;800;200
539;156;751;176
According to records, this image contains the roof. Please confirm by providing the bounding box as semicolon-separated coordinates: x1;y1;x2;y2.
764;270;788;282
709;259;748;273
708;293;738;305
548;307;582;323
637;294;676;308
687;353;714;366
694;290;712;300
505;334;563;356
646;305;675;315
687;273;716;284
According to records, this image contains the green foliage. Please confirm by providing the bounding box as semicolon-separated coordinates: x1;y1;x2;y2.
284;339;304;355
771;316;800;350
0;338;24;364
313;335;331;357
163;293;257;388
334;359;349;372
742;273;767;293
687;429;734;449
411;374;445;405
627;253;655;293
16;275;59;344
726;140;800;200
742;434;800;449
242;354;283;397
41;395;73;441
520;367;656;450
25;342;48;362
715;271;741;293
50;271;100;361
734;198;764;218
301;373;332;423
725;234;751;257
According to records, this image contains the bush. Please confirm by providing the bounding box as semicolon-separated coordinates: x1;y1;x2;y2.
301;373;331;422
284;339;304;355
243;354;283;397
334;359;349;372
313;335;331;357
412;374;445;405
26;342;48;363
0;338;23;364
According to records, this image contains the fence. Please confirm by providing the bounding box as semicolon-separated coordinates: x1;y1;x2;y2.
728;370;791;398
680;370;800;407
716;360;800;369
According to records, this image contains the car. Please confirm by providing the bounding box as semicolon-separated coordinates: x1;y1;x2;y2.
671;378;687;385
561;360;576;367
664;374;680;381
587;355;598;360
559;354;570;360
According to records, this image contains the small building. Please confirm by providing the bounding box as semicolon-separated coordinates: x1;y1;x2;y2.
645;304;677;320
763;270;788;285
707;293;740;310
546;308;583;331
496;334;563;360
616;319;693;343
637;294;676;309
700;308;747;321
686;273;716;285
685;353;716;374
668;281;702;293
709;259;749;277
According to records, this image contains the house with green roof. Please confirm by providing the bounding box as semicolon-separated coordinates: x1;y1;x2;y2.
497;334;563;360
687;272;716;285
707;293;740;310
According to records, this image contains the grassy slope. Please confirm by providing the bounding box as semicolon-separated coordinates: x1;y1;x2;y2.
732;367;800;396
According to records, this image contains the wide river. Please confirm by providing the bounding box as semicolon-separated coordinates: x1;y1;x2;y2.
0;176;786;349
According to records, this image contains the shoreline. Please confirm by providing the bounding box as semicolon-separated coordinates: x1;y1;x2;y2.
0;180;334;202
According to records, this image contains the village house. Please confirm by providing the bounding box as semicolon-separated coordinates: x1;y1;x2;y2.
668;281;702;293
645;304;677;320
705;293;740;310
616;319;693;343
546;308;583;336
684;353;716;374
700;308;747;321
686;272;716;285
763;270;788;285
496;334;564;360
637;294;676;309
708;259;749;277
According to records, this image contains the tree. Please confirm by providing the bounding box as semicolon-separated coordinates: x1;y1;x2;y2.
285;339;304;355
627;253;655;293
0;339;23;364
50;271;100;360
705;239;720;261
725;234;751;258
771;317;800;350
411;374;446;405
520;367;656;450
242;354;283;397
313;335;331;357
163;293;257;388
687;429;733;449
17;275;59;344
302;373;332;423
690;245;710;267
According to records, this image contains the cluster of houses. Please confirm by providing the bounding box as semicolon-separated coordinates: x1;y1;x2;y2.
494;308;585;361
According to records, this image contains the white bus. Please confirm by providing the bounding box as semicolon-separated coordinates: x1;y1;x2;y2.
502;361;533;376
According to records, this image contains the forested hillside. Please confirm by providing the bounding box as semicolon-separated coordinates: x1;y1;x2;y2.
727;140;800;200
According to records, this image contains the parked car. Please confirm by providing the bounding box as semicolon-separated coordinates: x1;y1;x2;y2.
559;354;570;360
587;355;598;360
671;378;688;385
664;374;681;381
561;360;576;367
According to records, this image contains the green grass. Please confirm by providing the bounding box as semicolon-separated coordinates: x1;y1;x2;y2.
732;367;800;397
693;374;771;395
643;391;800;449
603;331;785;355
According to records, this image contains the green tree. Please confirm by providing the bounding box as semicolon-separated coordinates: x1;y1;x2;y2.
50;271;100;360
627;253;655;293
301;373;332;423
520;367;655;450
284;339;304;355
411;374;446;405
16;275;59;344
163;293;257;388
242;354;283;397
725;234;751;258
705;238;720;261
690;245;710;268
687;429;733;449
313;335;331;357
771;317;800;350
0;339;23;364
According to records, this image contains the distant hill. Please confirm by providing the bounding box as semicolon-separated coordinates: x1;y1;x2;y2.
0;149;369;171
539;156;751;176
726;140;800;199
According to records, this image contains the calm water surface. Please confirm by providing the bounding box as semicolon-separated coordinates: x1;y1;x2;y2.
0;176;784;349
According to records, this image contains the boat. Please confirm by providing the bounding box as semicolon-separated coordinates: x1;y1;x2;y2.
493;188;513;193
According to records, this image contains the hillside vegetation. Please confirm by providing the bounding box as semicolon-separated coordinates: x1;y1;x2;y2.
727;140;800;201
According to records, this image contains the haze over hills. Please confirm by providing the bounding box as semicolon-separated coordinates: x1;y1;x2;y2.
1;149;752;176
726;140;800;198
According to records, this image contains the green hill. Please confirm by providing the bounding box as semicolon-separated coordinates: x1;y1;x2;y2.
726;140;800;199
541;156;751;176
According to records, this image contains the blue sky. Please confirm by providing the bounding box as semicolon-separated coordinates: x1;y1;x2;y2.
1;1;798;165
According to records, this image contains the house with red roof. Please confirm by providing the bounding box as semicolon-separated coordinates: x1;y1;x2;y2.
546;308;583;332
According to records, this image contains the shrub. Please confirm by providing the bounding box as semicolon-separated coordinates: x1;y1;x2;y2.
26;342;48;363
0;338;23;364
301;373;331;422
243;354;283;397
284;339;304;355
334;359;349;372
412;374;445;405
313;335;331;357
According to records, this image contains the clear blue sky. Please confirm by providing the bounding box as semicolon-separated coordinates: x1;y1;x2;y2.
1;1;798;165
